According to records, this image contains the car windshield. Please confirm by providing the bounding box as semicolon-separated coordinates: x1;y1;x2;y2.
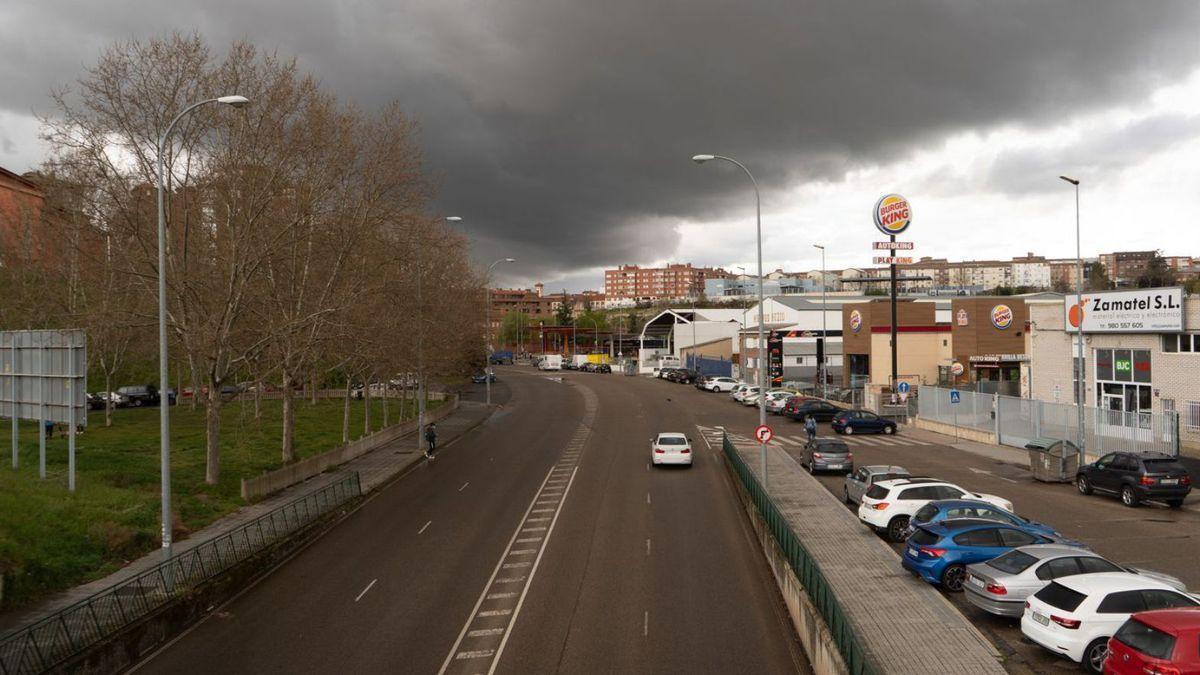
913;504;938;523
658;437;687;445
909;528;940;546
815;442;849;453
1033;582;1086;612
1143;459;1185;473
986;550;1038;574
1113;618;1176;660
864;485;889;500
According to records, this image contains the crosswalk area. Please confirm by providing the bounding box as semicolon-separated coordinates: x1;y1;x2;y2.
695;424;933;450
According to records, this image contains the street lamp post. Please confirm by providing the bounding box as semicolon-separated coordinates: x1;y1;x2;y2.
693;154;768;487
813;244;827;398
484;255;515;406
1059;176;1085;456
156;94;248;565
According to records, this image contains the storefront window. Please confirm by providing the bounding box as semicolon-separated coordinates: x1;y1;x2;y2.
1113;349;1132;382
1094;348;1152;428
1095;349;1114;381
1133;349;1151;383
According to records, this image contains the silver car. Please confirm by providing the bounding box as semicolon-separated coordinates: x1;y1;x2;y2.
843;465;910;505
801;438;853;474
963;543;1186;618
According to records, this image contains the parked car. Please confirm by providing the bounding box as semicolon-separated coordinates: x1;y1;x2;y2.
857;477;1014;542
1076;452;1191;508
676;369;701;384
729;383;752;399
733;386;760;403
116;385;163;407
780;395;819;417
844;465;911;505
831;409;898;435
1105;608;1200;675
1022;573;1200;674
471;372;497;384
594;363;611;373
906;499;1060;540
765;392;793;414
86;393;106;410
651;432;693;467
902;519;1083;591
705;377;739;393
964;544;1186;619
787;400;842;422
800;438;853;474
100;391;131;408
656;367;679;379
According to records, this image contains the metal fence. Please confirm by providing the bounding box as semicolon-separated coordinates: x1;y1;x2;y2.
919;386;1179;459
0;473;362;675
722;434;877;675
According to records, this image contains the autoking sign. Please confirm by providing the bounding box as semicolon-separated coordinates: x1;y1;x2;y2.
1065;287;1184;333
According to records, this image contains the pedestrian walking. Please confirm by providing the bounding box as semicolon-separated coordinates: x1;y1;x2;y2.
804;415;817;442
424;422;438;459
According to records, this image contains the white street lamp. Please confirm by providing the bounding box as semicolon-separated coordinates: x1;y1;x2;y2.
1059;176;1085;456
156;94;249;566
485;256;516;406
693;154;768;486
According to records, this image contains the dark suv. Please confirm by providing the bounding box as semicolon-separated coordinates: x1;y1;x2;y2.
116;385;164;407
1076;451;1191;508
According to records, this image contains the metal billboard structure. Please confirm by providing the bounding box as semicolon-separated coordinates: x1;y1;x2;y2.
1;329;87;490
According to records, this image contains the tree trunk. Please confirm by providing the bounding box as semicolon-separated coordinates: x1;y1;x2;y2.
362;374;372;437
310;372;318;405
342;379;351;444
188;360;201;412
104;371;113;427
204;385;222;485
281;372;295;462
254;380;262;419
382;386;389;427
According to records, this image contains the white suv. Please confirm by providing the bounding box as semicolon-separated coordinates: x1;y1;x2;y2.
1022;572;1199;673
705;377;739;392
857;477;1014;542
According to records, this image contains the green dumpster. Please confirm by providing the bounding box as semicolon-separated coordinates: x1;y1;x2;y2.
1025;438;1080;483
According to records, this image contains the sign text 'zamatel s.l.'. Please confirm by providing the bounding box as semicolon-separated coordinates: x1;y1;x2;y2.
1065;287;1184;333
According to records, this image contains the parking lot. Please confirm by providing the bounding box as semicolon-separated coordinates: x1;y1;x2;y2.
644;372;1200;674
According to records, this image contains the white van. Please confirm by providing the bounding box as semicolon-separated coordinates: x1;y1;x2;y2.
539;354;562;371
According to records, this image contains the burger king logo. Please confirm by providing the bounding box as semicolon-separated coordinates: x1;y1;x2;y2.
849;310;862;333
991;304;1013;330
873;194;912;237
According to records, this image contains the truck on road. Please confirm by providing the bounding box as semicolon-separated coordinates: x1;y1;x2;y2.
538;354;562;371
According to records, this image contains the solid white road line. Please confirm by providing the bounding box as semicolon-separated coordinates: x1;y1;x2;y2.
354;579;377;602
419;520;432;534
459;481;470;492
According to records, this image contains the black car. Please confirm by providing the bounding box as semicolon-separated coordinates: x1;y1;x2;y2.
674;369;701;384
116;385;163;407
471;372;497;384
657;367;680;380
1076;451;1191;508
786;400;842;422
86;392;106;410
594;363;611;373
693;374;712;389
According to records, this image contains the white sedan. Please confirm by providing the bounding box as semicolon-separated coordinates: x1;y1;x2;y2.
705;377;739;392
651;432;693;467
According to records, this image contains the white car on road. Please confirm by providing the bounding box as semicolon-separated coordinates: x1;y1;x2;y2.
1021;572;1199;673
651;432;693;467
734;386;761;404
857;477;1014;542
705;377;739;393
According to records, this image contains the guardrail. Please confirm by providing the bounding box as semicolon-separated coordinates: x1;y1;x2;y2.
0;473;362;675
722;434;877;675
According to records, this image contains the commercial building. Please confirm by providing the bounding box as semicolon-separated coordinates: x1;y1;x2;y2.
1025;288;1200;451
0;166;47;266
603;263;732;303
738;296;859;388
704;275;817;300
947;297;1035;395
840;299;952;388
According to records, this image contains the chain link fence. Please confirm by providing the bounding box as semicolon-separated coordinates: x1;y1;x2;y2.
0;473;362;675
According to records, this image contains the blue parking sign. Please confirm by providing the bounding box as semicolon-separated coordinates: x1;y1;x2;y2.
950;389;961;404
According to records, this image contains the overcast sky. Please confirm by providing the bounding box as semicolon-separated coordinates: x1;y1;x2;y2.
4;1;1200;291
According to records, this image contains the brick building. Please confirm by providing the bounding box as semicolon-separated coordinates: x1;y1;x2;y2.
603;263;731;303
0;166;47;265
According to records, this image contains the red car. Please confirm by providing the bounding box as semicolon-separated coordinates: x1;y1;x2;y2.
1105;608;1200;674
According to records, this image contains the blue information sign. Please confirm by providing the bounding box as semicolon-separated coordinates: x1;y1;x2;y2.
897;382;910;394
949;389;961;404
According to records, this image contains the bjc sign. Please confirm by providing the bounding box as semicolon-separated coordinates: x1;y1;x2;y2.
1065;287;1184;333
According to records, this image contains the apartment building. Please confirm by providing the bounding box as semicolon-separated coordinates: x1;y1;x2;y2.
603;263;731;303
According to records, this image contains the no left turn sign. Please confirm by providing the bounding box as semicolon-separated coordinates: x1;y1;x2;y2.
754;425;773;444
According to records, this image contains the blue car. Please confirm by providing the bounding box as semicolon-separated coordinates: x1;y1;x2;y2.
901;518;1083;592
831;410;897;435
906;499;1060;539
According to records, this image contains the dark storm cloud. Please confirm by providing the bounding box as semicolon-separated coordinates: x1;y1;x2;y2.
5;1;1200;284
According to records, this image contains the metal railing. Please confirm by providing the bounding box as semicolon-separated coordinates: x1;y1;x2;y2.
919;386;1179;459
722;434;877;675
0;473;362;675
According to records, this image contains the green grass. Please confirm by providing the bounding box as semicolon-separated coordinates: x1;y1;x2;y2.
0;394;441;611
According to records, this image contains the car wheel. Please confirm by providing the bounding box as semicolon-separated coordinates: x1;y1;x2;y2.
1083;637;1109;674
1076;476;1093;495
843;426;854;435
1167;498;1185;509
1121;485;1140;508
941;564;967;592
883;425;895;435
886;516;910;542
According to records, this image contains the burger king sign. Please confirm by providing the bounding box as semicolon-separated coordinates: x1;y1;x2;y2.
990;304;1014;330
849;310;863;333
873;194;912;237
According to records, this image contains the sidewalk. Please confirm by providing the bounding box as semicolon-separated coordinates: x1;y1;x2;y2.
0;400;494;635
905;425;1031;467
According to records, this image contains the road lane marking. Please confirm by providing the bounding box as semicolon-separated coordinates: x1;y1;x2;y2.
776;436;801;446
478;609;513;617
646;538;651;556
509;549;537;555
468;628;505;638
643;610;649;636
354;579;377;602
456;650;496;660
419;520;432;534
486;592;518;600
515;537;541;544
459;481;470;492
502;562;532;569
646;492;651;505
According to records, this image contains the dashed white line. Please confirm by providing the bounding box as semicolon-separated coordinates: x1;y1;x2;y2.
478;609;514;617
515;537;542;544
468;628;505;638
354;579;377;602
646;538;651;556
487;592;518;600
419;520;432;534
509;549;537;555
456;649;496;660
643;610;649;636
646;492;651;505
459;481;470;492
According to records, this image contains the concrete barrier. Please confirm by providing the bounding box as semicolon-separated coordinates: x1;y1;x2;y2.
240;396;458;501
913;416;998;445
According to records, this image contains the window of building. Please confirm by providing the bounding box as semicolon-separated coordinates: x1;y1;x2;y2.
1094;348;1152;428
1161;334;1199;353
1184;401;1200;431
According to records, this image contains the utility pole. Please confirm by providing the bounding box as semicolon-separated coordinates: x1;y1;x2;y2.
1060;176;1086;456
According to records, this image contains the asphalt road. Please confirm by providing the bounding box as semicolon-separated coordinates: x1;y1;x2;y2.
133;369;807;674
649;377;1200;674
